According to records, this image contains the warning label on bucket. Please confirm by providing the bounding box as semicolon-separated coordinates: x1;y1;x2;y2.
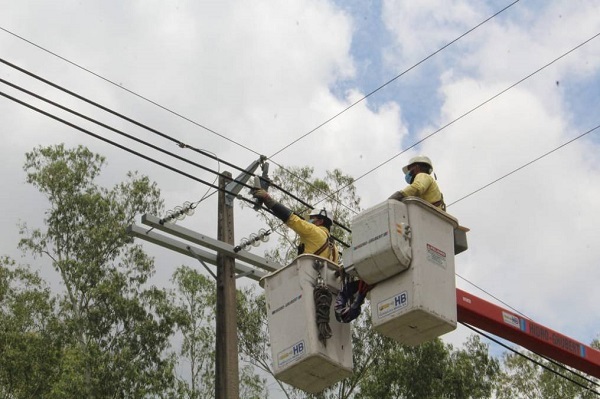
426;243;447;269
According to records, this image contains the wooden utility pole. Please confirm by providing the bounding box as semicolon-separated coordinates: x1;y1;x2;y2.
215;171;239;399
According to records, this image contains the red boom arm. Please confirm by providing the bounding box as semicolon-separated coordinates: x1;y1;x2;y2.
456;288;600;378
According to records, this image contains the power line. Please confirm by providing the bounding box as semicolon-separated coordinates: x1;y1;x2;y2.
0;88;256;207
461;322;600;395
0;76;351;244
0;1;523;233
268;0;522;159
0;3;539;236
0;76;237;186
448;123;600;207
456;274;529;319
318;30;600;203
0;57;255;177
0;27;260;157
0;57;349;231
282;27;600;238
0;29;311;218
1;57;352;241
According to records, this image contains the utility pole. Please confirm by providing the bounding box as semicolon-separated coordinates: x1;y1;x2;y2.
128;157;273;396
215;171;239;399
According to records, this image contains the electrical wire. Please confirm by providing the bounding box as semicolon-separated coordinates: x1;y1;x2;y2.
0;27;261;157
447;124;600;207
344;31;600;192
269;0;522;159
0;57;255;178
456;274;529;319
0;64;351;246
0;1;523;228
2;9;596;239
0;23;600;248
0;58;355;236
0;73;351;245
0;88;257;207
0;76;239;188
266;22;600;226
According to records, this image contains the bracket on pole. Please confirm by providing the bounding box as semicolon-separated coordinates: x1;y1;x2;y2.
126;223;268;282
225;155;267;207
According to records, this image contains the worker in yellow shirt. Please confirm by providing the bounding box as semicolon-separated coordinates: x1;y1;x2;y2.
389;155;446;211
252;189;338;263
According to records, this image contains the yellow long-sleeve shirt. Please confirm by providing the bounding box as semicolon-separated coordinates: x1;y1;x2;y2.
285;214;338;262
401;173;444;208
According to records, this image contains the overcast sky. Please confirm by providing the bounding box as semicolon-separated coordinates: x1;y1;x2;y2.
1;0;599;394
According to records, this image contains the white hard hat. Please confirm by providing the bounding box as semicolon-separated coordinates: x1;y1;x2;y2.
309;208;333;222
402;155;433;174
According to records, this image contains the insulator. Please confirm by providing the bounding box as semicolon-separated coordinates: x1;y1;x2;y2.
248;234;259;247
173;206;185;220
183;201;195;216
258;228;270;242
239;239;249;249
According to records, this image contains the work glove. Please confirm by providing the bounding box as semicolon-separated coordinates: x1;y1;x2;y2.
252;189;276;208
389;191;405;201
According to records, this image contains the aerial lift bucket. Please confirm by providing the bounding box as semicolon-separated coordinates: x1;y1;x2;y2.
347;198;464;345
260;254;353;394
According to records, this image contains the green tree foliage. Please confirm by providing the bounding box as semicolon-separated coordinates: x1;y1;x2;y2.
356;334;499;399
0;257;62;398
171;265;268;398
15;144;178;398
171;265;217;398
496;345;600;399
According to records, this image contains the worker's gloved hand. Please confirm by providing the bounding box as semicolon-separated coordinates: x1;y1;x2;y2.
389;191;405;201
252;189;276;208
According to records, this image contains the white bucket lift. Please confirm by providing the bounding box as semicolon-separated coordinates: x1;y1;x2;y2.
261;254;352;394
347;198;464;345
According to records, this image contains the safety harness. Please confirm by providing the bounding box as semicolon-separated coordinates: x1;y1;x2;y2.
298;232;338;263
432;193;447;211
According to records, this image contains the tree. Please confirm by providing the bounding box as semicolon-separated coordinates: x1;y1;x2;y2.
355;335;499;399
496;344;600;399
171;265;268;398
171;265;216;398
18;144;178;397
0;256;62;398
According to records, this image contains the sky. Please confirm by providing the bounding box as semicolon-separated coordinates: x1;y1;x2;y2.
1;0;599;395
